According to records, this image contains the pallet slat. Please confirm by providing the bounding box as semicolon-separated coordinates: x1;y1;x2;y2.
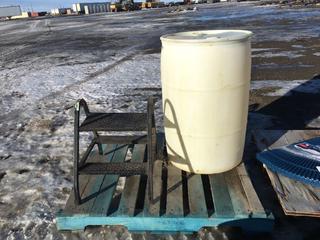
147;160;163;216
187;174;207;217
90;144;124;215
209;173;234;217
224;169;251;217
64;144;114;215
166;164;183;216
117;144;146;216
237;164;266;215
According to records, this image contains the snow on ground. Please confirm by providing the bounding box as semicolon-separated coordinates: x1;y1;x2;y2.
0;2;320;239
251;79;320;96
2;48;177;238
0;50;163;239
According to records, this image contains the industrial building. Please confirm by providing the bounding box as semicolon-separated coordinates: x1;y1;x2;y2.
51;8;72;15
72;2;111;14
84;3;111;14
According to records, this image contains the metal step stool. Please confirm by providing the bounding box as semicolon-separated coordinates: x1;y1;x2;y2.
73;97;156;205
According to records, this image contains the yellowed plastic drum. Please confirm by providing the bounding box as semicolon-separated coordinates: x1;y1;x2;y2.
160;30;252;174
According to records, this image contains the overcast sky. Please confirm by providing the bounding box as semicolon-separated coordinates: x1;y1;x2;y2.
0;0;107;11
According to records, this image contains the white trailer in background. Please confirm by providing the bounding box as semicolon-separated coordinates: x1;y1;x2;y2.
84;3;110;14
0;5;22;19
73;2;110;14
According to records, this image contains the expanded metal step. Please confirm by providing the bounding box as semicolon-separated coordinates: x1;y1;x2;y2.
96;135;147;144
79;162;147;176
79;113;148;132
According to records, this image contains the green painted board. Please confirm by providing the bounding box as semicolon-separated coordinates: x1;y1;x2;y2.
90;144;127;215
187;174;207;217
209;173;235;217
147;159;163;216
117;144;146;216
64;144;114;215
224;169;251;217
166;164;183;216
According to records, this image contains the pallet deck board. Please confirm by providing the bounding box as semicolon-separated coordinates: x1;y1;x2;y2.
147;159;163;216
187;173;207;217
90;144;122;215
224;169;251;217
117;144;146;216
146;133;165;217
237;164;266;215
57;135;274;233
166;163;184;216
63;144;115;215
210;173;235;217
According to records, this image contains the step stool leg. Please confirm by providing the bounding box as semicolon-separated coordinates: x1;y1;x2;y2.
149;128;157;202
97;143;103;155
74;105;81;205
147;97;155;201
147;130;153;201
148;153;153;202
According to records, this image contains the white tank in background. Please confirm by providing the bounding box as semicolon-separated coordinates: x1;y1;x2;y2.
160;30;252;174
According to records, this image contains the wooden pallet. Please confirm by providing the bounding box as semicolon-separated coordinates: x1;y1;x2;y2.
253;130;320;217
56;135;273;233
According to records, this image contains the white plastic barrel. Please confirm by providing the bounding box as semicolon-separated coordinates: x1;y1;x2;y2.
160;30;252;174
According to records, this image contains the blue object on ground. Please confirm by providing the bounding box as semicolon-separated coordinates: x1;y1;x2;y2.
257;137;320;187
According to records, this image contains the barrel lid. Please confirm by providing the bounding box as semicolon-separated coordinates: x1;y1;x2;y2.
160;30;252;44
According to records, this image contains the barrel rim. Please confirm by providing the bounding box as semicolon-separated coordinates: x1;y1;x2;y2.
160;30;253;44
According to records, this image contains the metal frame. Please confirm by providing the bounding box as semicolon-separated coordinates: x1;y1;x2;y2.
73;97;156;205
